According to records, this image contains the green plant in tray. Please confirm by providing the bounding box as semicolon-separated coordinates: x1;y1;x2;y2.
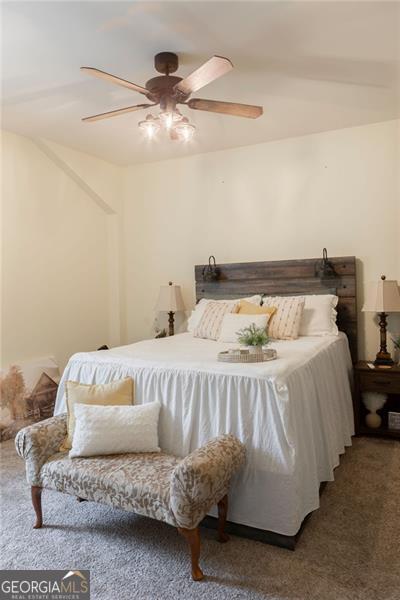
236;323;270;347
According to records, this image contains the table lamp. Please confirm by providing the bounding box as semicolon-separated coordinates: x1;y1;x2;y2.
155;282;185;336
362;275;400;366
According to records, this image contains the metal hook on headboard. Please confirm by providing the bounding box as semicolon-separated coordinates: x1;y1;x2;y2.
315;248;337;280
202;255;220;281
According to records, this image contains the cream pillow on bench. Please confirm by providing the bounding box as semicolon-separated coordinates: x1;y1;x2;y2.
60;377;134;451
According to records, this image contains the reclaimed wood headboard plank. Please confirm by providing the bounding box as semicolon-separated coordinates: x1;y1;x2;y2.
195;256;358;363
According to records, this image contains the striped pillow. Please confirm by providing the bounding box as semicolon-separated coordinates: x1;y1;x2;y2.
194;301;238;340
262;296;305;340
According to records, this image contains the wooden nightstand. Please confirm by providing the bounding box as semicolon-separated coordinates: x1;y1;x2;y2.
354;361;400;439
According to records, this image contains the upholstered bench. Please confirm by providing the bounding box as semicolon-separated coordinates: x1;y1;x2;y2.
15;414;246;581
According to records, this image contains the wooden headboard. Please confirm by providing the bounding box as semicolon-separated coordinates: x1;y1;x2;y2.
195;256;358;363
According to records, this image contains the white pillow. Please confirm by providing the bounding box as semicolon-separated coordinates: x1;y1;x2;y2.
70;402;161;458
187;295;261;333
299;294;339;336
218;313;269;343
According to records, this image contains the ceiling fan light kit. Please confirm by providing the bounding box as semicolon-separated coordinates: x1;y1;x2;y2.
81;51;263;143
138;110;195;142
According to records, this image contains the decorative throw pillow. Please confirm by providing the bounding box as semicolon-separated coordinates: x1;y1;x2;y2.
262;296;305;340
187;295;261;333
218;313;270;343
299;294;339;336
193;301;238;340
60;377;134;451
238;299;277;317
69;401;161;458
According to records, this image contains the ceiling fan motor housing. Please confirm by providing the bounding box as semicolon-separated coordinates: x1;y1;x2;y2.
145;75;188;106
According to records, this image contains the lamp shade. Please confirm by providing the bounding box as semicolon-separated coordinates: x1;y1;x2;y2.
362;276;400;313
155;282;185;312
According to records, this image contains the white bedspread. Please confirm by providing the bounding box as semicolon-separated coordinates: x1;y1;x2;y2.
54;333;354;536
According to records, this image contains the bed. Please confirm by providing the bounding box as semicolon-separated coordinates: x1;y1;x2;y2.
54;255;357;547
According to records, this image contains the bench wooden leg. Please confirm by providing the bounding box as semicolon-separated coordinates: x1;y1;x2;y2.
217;494;229;543
178;526;204;581
31;486;43;529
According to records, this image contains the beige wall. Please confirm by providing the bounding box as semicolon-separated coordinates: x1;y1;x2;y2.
1;131;122;369
122;120;400;360
2;121;398;368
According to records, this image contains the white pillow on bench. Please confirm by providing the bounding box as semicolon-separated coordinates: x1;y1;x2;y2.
70;401;161;458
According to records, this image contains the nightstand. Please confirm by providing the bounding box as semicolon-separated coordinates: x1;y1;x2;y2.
354;361;400;439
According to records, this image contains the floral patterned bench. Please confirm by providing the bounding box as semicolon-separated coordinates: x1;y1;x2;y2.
15;414;246;581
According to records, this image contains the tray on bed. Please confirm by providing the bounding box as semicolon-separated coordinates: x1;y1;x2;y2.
218;349;277;363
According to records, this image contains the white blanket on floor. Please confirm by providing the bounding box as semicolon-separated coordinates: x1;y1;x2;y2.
54;332;354;536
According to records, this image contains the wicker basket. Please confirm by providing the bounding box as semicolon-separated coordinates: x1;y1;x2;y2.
218;348;277;363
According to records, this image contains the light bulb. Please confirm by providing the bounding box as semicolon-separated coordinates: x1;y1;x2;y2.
174;117;195;142
146;124;157;139
138;114;160;139
165;113;173;129
160;109;182;130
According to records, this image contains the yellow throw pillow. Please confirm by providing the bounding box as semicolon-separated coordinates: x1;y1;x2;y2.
238;299;277;317
60;377;134;451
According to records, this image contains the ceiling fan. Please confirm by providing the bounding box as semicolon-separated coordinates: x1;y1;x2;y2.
81;52;263;141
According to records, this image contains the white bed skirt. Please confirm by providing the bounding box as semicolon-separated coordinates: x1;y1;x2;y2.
54;333;354;536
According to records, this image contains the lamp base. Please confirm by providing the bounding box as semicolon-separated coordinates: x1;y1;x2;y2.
168;311;175;336
374;351;394;367
374;312;394;367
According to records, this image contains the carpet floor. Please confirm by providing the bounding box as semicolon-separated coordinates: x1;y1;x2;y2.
1;436;399;600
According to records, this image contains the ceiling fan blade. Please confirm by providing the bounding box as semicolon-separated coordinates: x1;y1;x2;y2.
82;103;154;123
80;67;149;95
174;56;233;97
188;98;263;119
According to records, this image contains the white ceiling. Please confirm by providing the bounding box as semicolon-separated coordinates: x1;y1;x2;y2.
2;1;399;165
